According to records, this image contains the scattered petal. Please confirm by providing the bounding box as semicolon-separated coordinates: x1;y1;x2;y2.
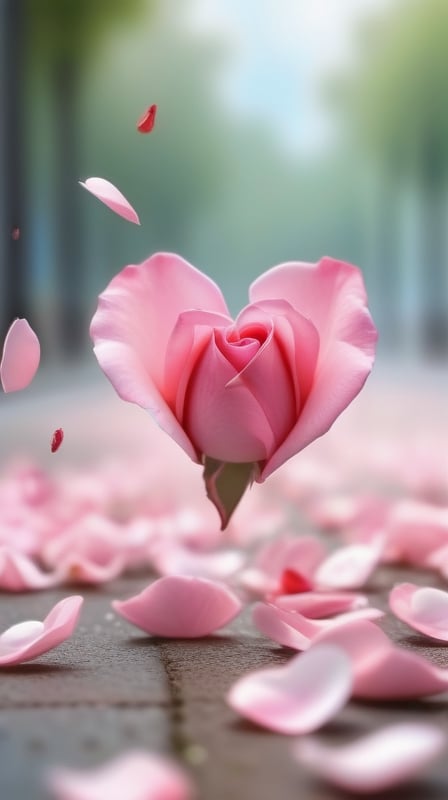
1;318;40;392
227;644;352;734
51;428;64;453
294;723;446;794
280;568;313;594
48;750;193;800
0;596;83;666
390;583;448;641
113;576;242;638
314;541;383;590
137;104;157;133
0;547;59;591
151;543;244;580
273;591;368;618
79;178;140;225
253;602;383;650
314;618;448;698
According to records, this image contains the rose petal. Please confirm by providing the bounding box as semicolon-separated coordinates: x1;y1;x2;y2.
48;750;193;800
0;596;83;666
113;575;242;638
314;618;448;698
314;541;383;590
152;543;244;580
0;547;59;591
90;253;230;462
294;723;446;794
273;591;368;618
227;644;352;734
1;318;40;392
79;178;140;224
253;602;383;650
250;257;377;480
390;583;448;641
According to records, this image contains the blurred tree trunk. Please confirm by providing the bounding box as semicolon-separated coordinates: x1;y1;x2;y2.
0;0;29;340
51;55;85;357
419;176;448;355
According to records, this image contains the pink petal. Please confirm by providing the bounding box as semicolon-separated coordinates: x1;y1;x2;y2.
253;602;383;650
227;644;352;734
314;619;448;698
152;543;244;580
0;547;59;591
250;258;377;480
384;500;448;565
294;723;446;794
390;583;448;641
0;596;83;666
273;591;368;618
113;576;242;638
1;318;40;392
79;177;140;224
314;541;383;590
48;750;193;800
90;253;229;463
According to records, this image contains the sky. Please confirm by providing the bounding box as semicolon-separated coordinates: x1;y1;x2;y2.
189;0;395;154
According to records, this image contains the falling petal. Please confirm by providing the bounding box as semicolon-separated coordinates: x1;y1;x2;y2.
79;177;140;225
1;318;40;392
51;428;64;453
294;723;446;794
48;750;193;800
113;575;242;638
137;104;157;133
0;596;83;666
11;226;20;240
227;644;352;734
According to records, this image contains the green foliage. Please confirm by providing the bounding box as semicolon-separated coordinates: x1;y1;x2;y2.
342;0;448;183
25;0;146;63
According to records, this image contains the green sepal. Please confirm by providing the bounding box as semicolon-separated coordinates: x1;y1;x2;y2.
202;457;257;530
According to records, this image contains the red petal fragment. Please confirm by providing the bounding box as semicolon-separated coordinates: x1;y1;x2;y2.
280;568;313;594
137;104;157;133
51;428;64;453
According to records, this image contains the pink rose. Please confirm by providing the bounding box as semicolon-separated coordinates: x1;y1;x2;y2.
90;253;377;527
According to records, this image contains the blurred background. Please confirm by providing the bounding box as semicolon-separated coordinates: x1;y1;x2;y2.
2;0;448;357
0;0;446;476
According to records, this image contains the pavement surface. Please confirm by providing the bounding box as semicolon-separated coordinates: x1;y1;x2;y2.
1;566;448;800
0;361;447;798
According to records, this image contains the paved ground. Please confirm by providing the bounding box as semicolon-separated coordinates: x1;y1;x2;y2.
1;565;448;800
0;361;447;798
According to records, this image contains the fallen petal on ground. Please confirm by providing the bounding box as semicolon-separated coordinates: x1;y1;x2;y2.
227;644;352;734
314;618;448;698
272;591;368;618
252;602;383;650
48;750;193;800
294;722;446;794
113;575;242;637
0;595;83;666
390;583;448;641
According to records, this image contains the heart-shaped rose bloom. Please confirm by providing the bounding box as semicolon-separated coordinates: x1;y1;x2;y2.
90;253;376;526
